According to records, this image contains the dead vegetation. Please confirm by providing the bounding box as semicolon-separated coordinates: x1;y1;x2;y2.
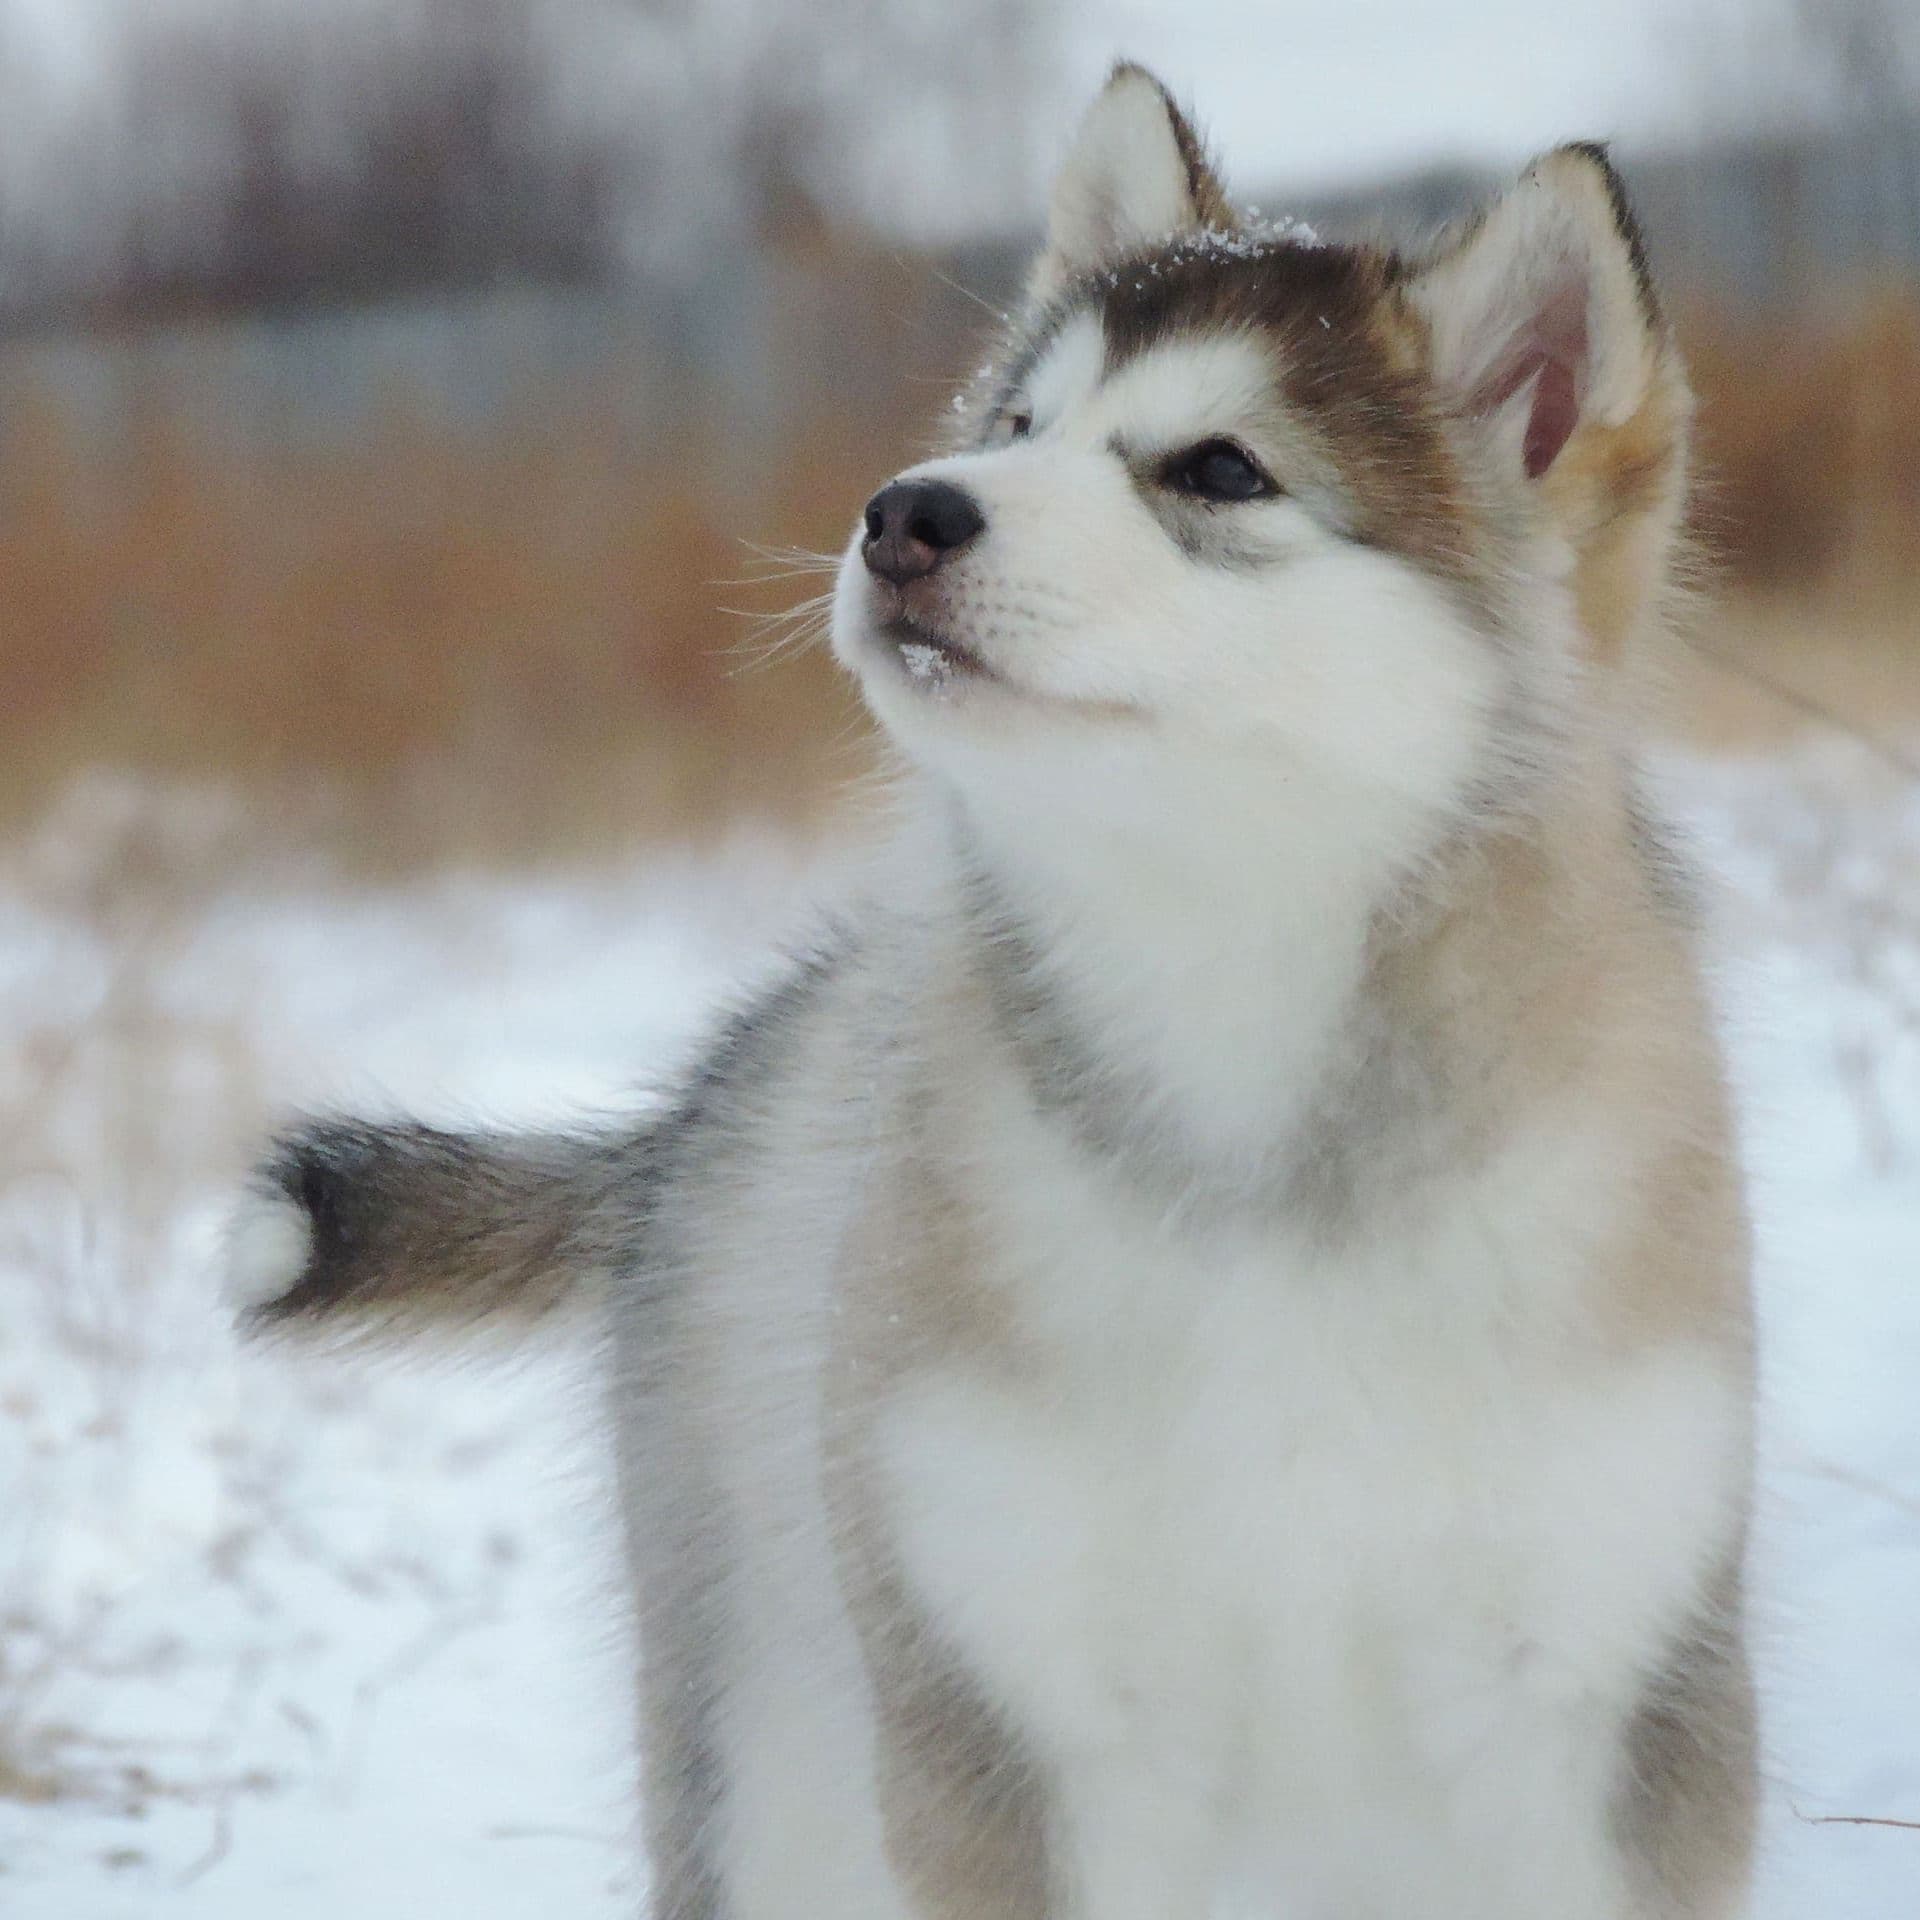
0;384;876;868
0;771;632;1842
0;284;1915;867
1675;288;1920;756
1683;287;1920;599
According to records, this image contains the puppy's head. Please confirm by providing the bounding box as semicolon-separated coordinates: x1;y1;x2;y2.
832;64;1691;848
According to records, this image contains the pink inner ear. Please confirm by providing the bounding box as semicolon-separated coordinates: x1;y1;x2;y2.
1468;279;1589;479
1520;356;1580;479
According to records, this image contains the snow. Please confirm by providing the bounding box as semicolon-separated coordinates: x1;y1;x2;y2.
0;775;829;1918
897;640;957;690
1673;746;1920;1917
2;748;1918;1914
1093;219;1330;296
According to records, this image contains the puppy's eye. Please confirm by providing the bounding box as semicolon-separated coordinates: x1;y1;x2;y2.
1163;439;1276;503
981;406;1030;449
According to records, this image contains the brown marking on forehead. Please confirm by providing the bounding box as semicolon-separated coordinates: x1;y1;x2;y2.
1093;238;1499;613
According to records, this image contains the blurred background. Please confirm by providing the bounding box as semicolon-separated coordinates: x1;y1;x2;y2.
1;4;1916;1916
0;0;1914;863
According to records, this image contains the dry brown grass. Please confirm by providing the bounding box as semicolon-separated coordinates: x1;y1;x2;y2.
1682;289;1920;602
1677;589;1920;762
1;284;1915;868
0;385;886;869
1673;288;1920;756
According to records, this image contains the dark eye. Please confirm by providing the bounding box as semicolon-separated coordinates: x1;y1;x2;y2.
1004;409;1033;440
1164;438;1276;503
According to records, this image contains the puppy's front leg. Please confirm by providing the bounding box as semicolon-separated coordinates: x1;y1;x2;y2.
851;1558;1053;1918
1049;1752;1220;1920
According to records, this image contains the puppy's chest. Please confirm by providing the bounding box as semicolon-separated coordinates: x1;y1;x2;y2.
876;1198;1731;1808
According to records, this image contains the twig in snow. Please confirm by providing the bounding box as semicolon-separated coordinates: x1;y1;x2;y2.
334;1595;500;1800
175;1785;237;1887
488;1821;627;1848
1793;1803;1920;1834
1685;637;1920;786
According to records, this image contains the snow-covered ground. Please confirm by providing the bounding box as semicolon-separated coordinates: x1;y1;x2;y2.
0;751;1915;1916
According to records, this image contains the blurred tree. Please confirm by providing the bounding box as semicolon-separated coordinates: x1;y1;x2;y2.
0;0;1063;327
1792;0;1919;248
619;0;1060;266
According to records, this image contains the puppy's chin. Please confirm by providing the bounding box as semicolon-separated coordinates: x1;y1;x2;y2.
876;615;1000;693
830;566;1144;749
833;569;1000;714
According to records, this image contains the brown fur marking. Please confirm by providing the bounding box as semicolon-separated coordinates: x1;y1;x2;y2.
1616;1548;1761;1917
825;1127;1054;1920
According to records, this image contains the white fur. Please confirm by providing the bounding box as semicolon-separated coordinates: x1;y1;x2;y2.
666;922;1745;1919
1035;67;1211;296
796;147;1736;1910
234;67;1740;1920
833;323;1524;1174
837;326;1516;792
874;1053;1744;1919
223;1188;313;1309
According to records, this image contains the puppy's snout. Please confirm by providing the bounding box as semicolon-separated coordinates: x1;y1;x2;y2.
861;479;985;587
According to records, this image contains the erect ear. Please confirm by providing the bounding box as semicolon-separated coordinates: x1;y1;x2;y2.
1406;144;1672;485
1028;64;1235;304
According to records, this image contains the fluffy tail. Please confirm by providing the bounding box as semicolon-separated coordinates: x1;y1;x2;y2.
226;1116;647;1333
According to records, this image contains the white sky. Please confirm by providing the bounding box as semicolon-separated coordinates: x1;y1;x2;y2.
0;0;1884;253
842;0;1837;241
0;1;1824;186
1067;0;1805;192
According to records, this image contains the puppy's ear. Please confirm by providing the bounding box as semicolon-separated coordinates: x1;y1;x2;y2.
1028;63;1234;304
1406;143;1676;485
1407;146;1694;660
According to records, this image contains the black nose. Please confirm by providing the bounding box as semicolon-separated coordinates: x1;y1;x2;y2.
861;479;985;587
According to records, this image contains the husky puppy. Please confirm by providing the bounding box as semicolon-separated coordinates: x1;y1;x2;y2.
229;65;1758;1919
